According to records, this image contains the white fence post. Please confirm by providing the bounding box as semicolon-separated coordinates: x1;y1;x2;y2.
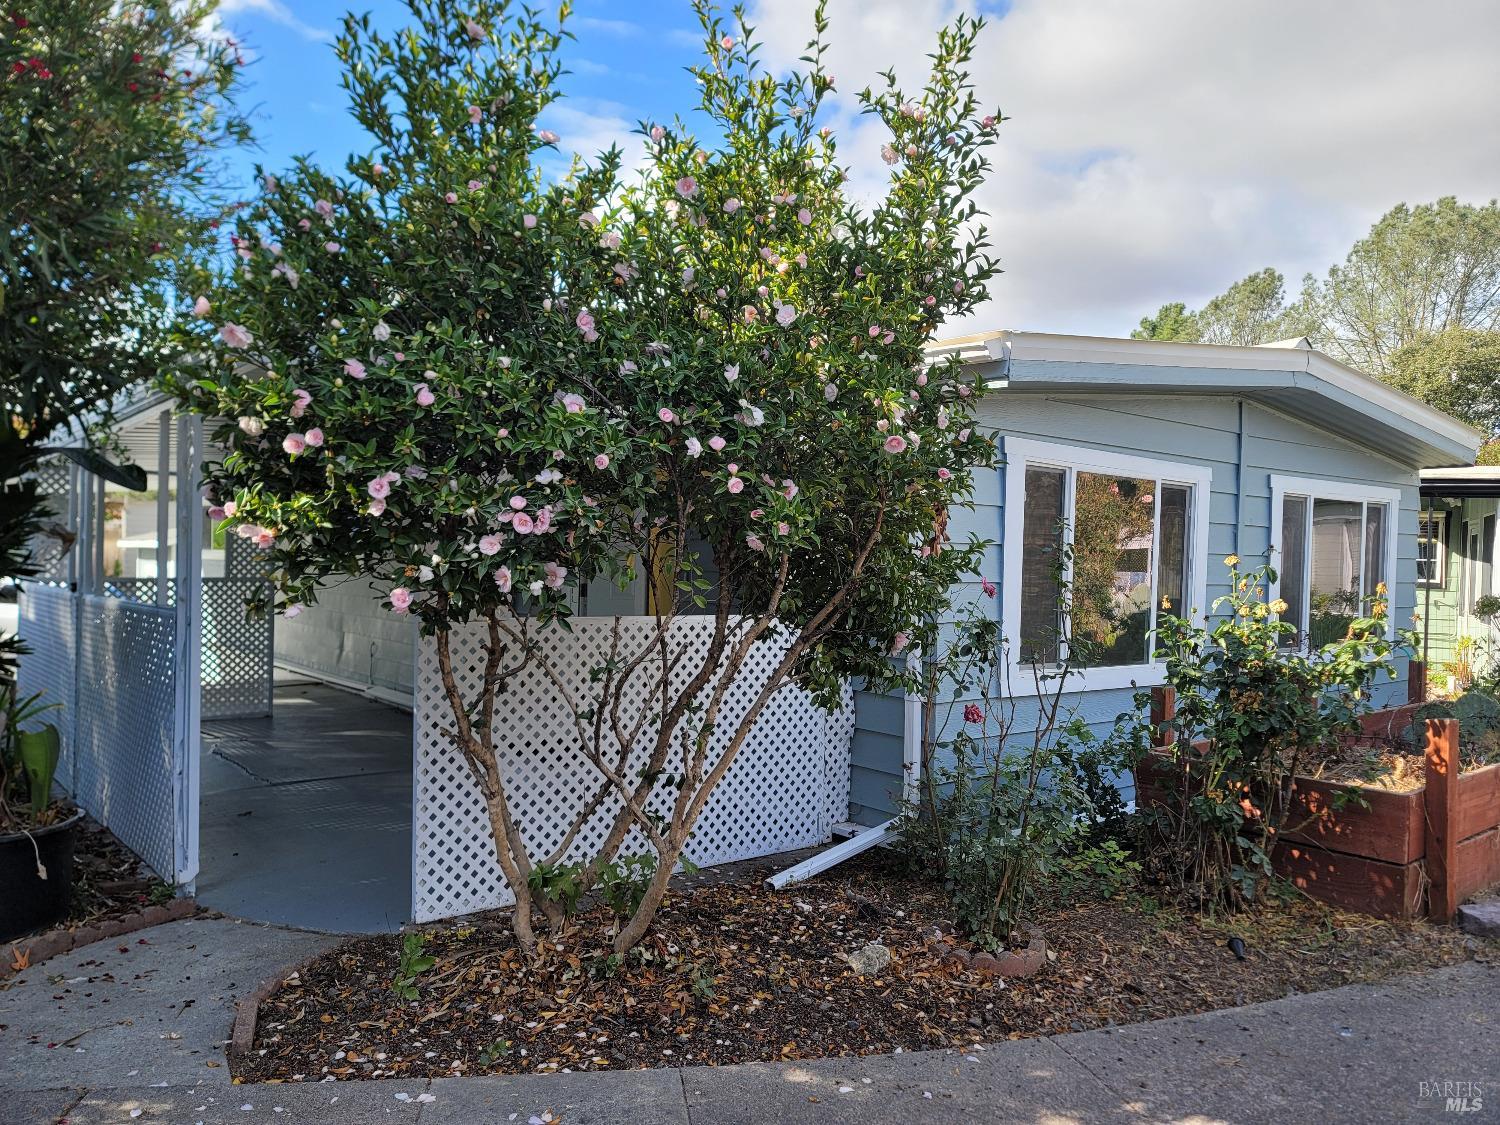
172;414;204;890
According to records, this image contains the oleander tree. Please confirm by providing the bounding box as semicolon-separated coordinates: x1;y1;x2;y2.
169;0;1003;955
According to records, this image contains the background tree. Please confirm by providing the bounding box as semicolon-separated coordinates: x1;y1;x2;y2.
0;0;247;664
1130;300;1197;342
1131;267;1293;346
171;0;1003;956
1387;327;1500;435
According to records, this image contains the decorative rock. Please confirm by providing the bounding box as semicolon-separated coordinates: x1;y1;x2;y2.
991;927;1048;979
1456;900;1500;939
843;941;892;975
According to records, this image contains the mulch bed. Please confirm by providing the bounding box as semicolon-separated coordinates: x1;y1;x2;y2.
63;816;175;929
236;853;1490;1084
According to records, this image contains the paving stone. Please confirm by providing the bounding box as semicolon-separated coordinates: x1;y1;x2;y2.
1456;899;1500;938
423;1069;690;1124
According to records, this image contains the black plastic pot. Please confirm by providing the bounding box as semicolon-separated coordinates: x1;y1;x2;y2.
0;809;81;942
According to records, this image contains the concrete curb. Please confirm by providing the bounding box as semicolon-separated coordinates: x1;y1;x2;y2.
229;942;352;1062
1;897;197;980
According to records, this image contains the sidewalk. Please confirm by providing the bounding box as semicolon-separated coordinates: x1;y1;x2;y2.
1;916;1495;1123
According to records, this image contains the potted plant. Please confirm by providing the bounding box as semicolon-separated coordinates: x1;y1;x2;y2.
1;685;78;941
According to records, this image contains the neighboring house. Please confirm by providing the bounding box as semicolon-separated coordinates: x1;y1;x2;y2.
1415;467;1500;691
845;331;1483;827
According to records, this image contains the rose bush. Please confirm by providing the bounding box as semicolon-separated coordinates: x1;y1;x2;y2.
169;0;1003;954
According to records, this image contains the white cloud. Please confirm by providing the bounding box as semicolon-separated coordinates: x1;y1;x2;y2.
220;0;334;44
536;99;646;184
746;0;1500;336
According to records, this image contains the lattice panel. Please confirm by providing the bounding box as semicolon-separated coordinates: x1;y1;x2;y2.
26;458;72;582
413;615;854;922
201;579;272;719
17;584;77;793
73;596;180;881
99;577;270;719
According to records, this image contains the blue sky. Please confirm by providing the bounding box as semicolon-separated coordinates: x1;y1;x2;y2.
217;0;718;191
214;0;1500;339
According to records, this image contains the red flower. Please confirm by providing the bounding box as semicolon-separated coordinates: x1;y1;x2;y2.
963;703;983;725
10;61;24;75
131;52;143;63
11;13;28;29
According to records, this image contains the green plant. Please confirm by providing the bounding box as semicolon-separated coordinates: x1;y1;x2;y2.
1119;557;1408;910
689;967;717;1002
167;0;1001;960
390;933;435;1000
897;561;1130;950
527;862;587;919
595;854;658;919
1054;840;1140;902
1;688;64;832
476;1039;512;1066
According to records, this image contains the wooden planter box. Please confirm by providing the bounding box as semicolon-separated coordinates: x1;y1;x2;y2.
1136;686;1500;920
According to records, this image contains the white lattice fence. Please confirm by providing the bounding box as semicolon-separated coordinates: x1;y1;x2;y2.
17;584;77;790
412;616;854;922
26;458;73;583
72;596;181;880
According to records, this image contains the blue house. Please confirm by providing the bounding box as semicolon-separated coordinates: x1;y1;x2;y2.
843;331;1484;829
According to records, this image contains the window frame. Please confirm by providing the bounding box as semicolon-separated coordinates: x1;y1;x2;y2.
1003;438;1212;695
1269;475;1400;645
1416;511;1447;590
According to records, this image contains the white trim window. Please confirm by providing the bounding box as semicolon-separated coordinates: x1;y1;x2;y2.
1003;438;1212;693
1417;512;1447;589
1270;476;1400;646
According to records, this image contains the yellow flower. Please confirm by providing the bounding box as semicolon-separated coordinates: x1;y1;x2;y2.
1224;554;1240;568
1270;598;1289;615
1160;595;1172;610
1375;581;1388;596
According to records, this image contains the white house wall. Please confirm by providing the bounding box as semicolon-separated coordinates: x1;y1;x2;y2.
275;578;418;698
847;382;1421;826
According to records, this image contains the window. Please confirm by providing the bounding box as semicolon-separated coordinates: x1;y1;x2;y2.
1004;439;1211;692
1271;477;1399;646
1417;513;1447;589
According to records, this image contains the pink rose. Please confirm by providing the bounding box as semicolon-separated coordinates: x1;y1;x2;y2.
964;703;983;725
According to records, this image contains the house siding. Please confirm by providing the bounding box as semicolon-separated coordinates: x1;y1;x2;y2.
847;375;1422;826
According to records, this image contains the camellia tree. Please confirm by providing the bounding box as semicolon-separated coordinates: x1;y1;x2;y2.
169;0;1003;955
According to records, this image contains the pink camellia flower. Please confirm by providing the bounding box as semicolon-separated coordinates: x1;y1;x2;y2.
599;229;621;251
675;175;697;198
509;495;527;510
544;561;568;589
314;198;334;218
869;324;881;337
414;383;436;406
657;407;676;424
284;604;302;619
372;162;387;176
511;512;534;535
465;18;484;39
890;631;910;656
207;505;225;520
367;476;391;499
980;576;997;598
533;507;553;533
522;213;537;229
776;521;790;536
746;533;765;552
750;508;764;519
982;114;997;129
467;104;482;124
797;208;811;225
881;144;899;165
478;533;502;556
253;528;276;549
727;463;739;474
298;218;312;231
324;241;341;253
562;393;586;414
594;453;610;470
494;566;512;593
192;296;211;317
742;305;758;323
579;210;599;228
720;34;734;48
575;310;597;342
368;498;386;516
916;372;928;387
650;124;665;142
344;358;366;379
390;587;412;613
223;500;238;517
958;428;972;441
467;179;483;192
772;303;797;328
708;436;726;452
290;388;312;417
237;416;264;438
218;322;253;348
782;479;798;499
685;437;703;458
282;433;306;455
723;197;740;214
304;427;324;447
537;128;559;144
727;476;744;494
444;191;458;204
937;467;952;481
964;703;983;725
884;434;908;455
883;331;895;345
